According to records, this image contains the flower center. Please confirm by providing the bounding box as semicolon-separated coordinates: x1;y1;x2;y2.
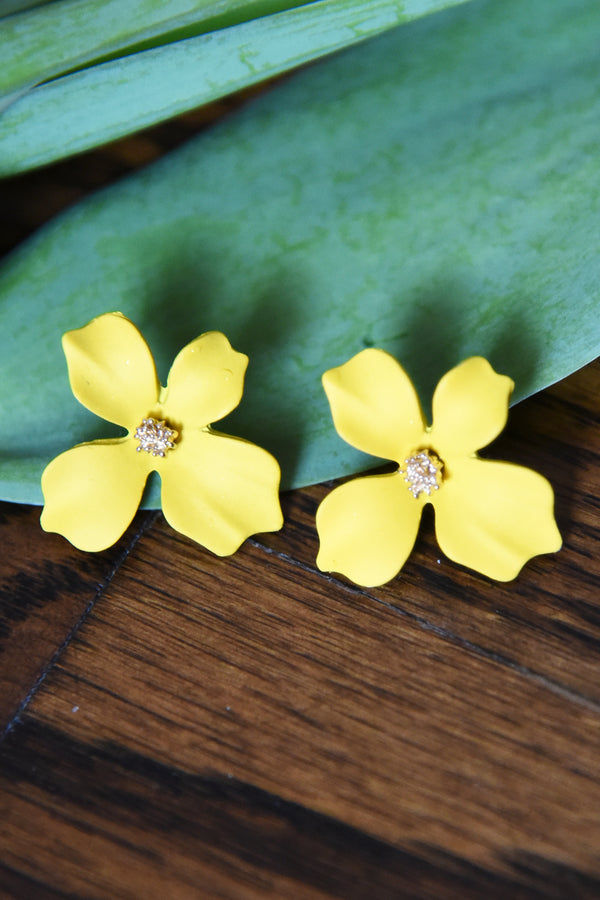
400;449;444;499
134;417;178;457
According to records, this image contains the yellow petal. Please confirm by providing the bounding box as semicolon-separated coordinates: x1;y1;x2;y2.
316;471;423;587
41;439;150;551
322;348;426;462
63;312;160;430
162;331;248;428
429;357;514;457
160;429;282;555
433;457;562;581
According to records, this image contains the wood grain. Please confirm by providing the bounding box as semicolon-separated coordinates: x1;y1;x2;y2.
0;96;599;899
2;718;596;900
0;503;156;733
14;516;600;868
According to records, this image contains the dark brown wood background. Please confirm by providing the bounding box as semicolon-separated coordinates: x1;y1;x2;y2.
0;92;599;899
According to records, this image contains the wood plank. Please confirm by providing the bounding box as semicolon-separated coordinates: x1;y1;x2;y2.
0;503;155;733
2;514;599;895
2;716;593;900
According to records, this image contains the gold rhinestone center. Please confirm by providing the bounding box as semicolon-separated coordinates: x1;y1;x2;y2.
134;417;178;457
400;449;443;499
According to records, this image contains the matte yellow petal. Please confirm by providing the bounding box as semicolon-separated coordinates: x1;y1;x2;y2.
162;331;248;428
429;357;514;457
322;348;426;461
160;429;282;555
433;457;562;581
316;472;423;587
41;439;150;552
63;312;160;430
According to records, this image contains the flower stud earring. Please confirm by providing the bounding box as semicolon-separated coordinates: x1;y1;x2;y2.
316;350;562;586
41;312;283;553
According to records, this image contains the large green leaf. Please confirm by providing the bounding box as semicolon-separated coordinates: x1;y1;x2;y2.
0;0;470;173
0;0;598;506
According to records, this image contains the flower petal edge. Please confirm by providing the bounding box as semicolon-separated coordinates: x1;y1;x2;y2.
160;429;282;555
63;312;160;431
322;348;426;463
41;439;150;551
162;331;248;428
430;357;514;458
433;456;561;581
316;471;423;587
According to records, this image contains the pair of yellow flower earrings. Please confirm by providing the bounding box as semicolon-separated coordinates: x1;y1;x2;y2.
41;312;562;586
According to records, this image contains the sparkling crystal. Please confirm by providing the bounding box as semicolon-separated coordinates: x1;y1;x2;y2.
400;449;443;499
134;417;178;457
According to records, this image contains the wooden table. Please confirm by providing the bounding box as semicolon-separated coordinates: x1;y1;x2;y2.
1;105;599;899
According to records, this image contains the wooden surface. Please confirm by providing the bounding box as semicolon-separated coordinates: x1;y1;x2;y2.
1;102;600;900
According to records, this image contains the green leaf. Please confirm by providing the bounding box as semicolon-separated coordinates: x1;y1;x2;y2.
1;0;598;507
0;0;312;100
0;0;472;174
0;0;53;16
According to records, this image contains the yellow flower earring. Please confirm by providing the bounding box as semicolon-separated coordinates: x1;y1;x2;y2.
41;312;283;553
316;350;561;586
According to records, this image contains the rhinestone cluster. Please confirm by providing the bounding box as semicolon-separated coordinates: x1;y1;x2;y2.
134;417;178;457
400;449;443;499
